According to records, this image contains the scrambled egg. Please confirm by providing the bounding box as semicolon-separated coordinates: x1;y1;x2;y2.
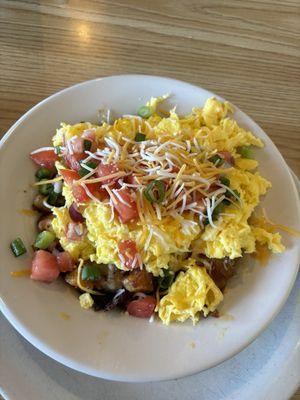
158;259;223;325
195;169;283;259
79;293;94;310
50;96;285;324
84;203;200;275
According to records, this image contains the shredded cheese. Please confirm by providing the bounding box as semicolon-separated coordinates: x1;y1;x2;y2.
34;176;63;186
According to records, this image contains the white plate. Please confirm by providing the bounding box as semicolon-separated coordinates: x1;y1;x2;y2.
0;75;299;382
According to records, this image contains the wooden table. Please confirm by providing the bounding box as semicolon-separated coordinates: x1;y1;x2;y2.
0;0;299;398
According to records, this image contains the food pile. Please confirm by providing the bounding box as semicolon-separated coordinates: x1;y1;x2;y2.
11;96;284;324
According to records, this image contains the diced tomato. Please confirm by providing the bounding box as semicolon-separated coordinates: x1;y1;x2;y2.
72;184;91;203
118;240;139;269
30;150;58;169
171;165;180;173
63;136;88;170
63;152;85;171
56;251;75;273
60;169;89;202
60;169;80;184
66;222;86;241
30;250;60;283
112;188;138;223
60;169;101;203
127;296;156;318
96;163;119;185
208;183;219;193
70;137;84;154
218;151;235;166
125;174;137;185
92;187;110;202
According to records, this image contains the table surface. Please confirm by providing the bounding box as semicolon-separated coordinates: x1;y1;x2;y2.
0;1;299;398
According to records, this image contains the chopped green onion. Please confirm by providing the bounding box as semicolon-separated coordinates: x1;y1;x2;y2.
135;133;146;142
34;231;56;249
237;145;254;159
213;202;224;218
54;146;62;155
209;155;224;166
38;181;53;196
81;263;102;281
78;168;88;178
78;161;97;178
220;176;230;187
224;188;240;205
143;180;165;204
47;190;58;206
83;139;92;151
158;269;174;290
35;167;53;180
231;189;240;199
204;201;225;226
137;105;152;119
10;237;27;257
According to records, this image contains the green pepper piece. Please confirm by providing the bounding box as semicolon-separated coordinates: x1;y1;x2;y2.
34;231;56;249
81;264;103;281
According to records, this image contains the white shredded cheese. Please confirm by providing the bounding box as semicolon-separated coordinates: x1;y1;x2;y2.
112;189;132;207
144;228;153;251
30;146;55;155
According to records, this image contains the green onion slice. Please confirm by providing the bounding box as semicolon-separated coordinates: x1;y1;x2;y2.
35;167;53;180
54;146;62;155
34;231;56;249
10;237;27;257
209;155;224;166
47;190;58;206
38;181;53;196
81;264;102;281
213;202;224;218
78;161;97;178
137;105;152;119
220;176;230;187
158;269;174;290
237;145;254;159
83;139;92;151
143;180;165;204
135;133;146;142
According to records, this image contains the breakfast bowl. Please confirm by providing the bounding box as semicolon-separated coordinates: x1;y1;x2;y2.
0;75;299;382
